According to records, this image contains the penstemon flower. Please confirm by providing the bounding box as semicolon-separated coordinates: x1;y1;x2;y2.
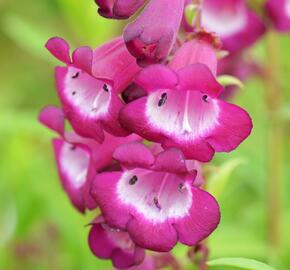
119;41;252;161
91;142;220;251
45;37;140;142
88;216;145;269
184;0;266;53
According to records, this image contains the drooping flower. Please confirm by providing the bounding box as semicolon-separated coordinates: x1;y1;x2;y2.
265;0;290;32
120;63;252;162
94;0;146;19
124;0;185;66
45;37;140;142
184;0;265;53
91;142;220;252
88;216;145;269
39;105;140;212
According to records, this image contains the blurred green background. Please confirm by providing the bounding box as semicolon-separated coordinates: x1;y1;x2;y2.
0;0;289;269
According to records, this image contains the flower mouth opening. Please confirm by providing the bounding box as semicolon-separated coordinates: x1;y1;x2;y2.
146;89;220;140
64;66;112;118
117;169;193;222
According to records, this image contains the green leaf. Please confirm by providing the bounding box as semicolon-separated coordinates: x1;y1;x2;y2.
217;75;244;89
207;158;245;198
207;257;276;270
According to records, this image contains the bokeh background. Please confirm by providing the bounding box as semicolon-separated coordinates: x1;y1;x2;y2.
0;0;289;269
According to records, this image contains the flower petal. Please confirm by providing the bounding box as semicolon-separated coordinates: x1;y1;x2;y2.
38;105;65;136
45;37;71;64
205;100;253;152
124;0;185;65
88;221;145;269
53;138;90;213
153;148;188;174
173;187;220;246
177;64;223;97
113;142;155;169
92;37;141;92
135;65;178;93
72;46;93;75
170;40;218;75
55;65;129;142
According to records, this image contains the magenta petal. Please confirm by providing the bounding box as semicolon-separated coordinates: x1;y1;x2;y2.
89;221;145;269
45;37;71;64
95;0;145;19
153;148;187;174
88;223;116;259
38;105;65;136
91;172;132;229
113;0;146;19
55;66;106;142
265;0;290;32
170;40;218;75
127;218;178;252
72;46;93;75
124;0;185;65
206;100;253;152
221;9;266;53
92;37;141;92
135;65;178;92
120;97;168;143
53;138;90;213
200;0;265;53
162;138;215;162
173;187;220;246
113;142;155;169
177;64;223;97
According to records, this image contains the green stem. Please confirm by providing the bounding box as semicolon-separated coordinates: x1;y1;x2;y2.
264;31;284;256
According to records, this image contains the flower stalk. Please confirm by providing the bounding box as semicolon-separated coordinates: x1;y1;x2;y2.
264;30;284;255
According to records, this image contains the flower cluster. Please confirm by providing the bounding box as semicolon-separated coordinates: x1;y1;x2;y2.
39;0;290;268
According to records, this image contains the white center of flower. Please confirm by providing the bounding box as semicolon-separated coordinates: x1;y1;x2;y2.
117;169;193;223
60;142;90;189
64;67;111;118
202;4;247;37
145;90;220;141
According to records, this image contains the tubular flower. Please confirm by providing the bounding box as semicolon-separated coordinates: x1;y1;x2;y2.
39;106;140;212
265;0;290;32
124;0;185;66
120;63;252;162
184;0;265;53
45;37;140;142
95;0;146;19
88;216;145;269
91;142;220;252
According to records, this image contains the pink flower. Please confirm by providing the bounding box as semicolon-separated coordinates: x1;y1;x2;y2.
265;0;290;32
119;63;252;162
39;106;140;212
94;0;146;19
45;37;140;142
124;0;185;66
184;0;265;53
88;216;145;269
91;142;220;251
